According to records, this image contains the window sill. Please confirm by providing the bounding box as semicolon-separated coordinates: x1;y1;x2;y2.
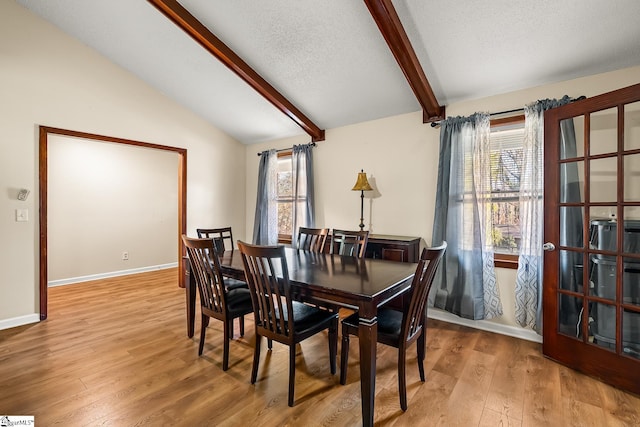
494;254;518;269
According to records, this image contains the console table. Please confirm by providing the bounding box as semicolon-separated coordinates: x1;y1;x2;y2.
365;234;421;262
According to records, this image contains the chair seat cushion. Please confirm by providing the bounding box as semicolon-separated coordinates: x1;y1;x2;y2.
224;277;248;290
226;288;253;315
343;308;403;337
278;301;338;333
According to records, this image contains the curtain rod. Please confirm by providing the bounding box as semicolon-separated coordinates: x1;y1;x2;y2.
257;142;316;156
429;95;586;128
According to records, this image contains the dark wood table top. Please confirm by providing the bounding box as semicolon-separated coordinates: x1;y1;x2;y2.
218;247;418;308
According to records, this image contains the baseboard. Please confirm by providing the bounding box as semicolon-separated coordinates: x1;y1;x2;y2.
48;262;179;287
0;313;40;331
428;308;543;343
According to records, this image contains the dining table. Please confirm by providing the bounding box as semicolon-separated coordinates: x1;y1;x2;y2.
184;247;418;427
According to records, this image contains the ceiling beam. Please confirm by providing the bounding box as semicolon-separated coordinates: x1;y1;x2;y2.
364;0;445;123
147;0;325;142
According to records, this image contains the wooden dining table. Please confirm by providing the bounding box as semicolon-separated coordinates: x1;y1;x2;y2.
184;247;417;427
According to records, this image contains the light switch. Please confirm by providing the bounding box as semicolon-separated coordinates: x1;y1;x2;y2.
16;209;29;222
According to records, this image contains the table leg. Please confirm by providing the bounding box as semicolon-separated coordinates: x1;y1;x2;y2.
358;312;377;427
185;259;195;338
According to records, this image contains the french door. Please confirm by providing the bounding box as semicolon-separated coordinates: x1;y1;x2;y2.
543;83;640;394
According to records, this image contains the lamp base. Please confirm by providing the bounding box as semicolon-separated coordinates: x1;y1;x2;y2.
358;190;365;231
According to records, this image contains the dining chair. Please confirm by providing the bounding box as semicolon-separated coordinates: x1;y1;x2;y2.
237;240;339;407
330;229;369;258
297;227;340;313
197;227;247;290
339;242;447;411
297;227;329;252
196;227;235;254
182;235;254;371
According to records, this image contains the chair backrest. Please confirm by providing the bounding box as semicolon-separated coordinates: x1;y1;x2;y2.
402;242;447;342
237;241;295;340
196;227;234;254
297;227;329;252
182;235;228;315
330;229;369;258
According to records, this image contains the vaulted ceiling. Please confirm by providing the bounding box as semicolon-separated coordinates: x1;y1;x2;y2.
15;0;640;144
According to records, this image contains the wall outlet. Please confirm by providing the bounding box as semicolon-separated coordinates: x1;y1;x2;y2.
122;251;129;260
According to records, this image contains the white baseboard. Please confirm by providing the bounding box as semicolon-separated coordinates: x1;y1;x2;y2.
428;308;542;343
0;313;40;331
48;262;179;287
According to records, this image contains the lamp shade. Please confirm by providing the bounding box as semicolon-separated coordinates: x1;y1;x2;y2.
352;170;373;191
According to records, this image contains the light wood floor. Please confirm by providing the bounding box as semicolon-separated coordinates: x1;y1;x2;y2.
1;269;639;426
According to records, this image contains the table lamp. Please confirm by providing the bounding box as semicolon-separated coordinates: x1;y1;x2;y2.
351;169;373;231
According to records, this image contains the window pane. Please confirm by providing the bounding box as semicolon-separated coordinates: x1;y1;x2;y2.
562;116;585;159
624;101;640;151
592;301;616;351
590;108;618;156
624;153;640;202
622;309;640;358
490;124;524;254
278;202;292;236
277;171;292;197
560;160;584;203
590;157;617;203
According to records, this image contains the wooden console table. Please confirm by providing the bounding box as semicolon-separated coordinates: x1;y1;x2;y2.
365;234;421;262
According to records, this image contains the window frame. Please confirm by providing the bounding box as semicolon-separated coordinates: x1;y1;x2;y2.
276;150;294;245
490;114;525;269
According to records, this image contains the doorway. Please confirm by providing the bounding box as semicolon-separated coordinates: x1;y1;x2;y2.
543;83;640;394
39;126;187;320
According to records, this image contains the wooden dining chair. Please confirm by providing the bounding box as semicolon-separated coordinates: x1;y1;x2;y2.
182;235;254;371
339;242;447;411
237;240;339;407
297;227;329;252
330;229;369;258
197;226;246;287
196;227;234;254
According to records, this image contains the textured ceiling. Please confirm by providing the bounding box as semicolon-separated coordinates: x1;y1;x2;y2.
15;0;640;144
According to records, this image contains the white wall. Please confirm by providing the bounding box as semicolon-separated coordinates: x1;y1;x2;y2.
48;135;179;282
245;65;640;335
0;1;246;329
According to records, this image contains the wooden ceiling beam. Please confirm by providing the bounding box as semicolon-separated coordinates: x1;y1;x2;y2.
147;0;325;142
364;0;445;123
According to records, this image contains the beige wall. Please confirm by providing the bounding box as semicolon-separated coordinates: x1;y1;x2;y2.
48;135;179;282
0;1;246;328
245;65;640;334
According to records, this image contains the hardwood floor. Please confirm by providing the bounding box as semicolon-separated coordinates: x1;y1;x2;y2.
1;268;639;426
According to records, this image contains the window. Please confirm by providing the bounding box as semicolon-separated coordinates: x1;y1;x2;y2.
275;151;295;243
489;116;525;268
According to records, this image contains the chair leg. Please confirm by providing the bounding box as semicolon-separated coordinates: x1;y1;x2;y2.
340;325;350;385
398;347;407;411
251;335;261;384
268;338;273;350
288;344;296;407
198;315;209;356
222;319;230;371
417;329;426;382
239;315;245;337
329;318;338;375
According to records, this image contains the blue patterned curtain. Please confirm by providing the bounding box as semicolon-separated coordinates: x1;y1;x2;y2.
515;96;576;332
431;113;503;320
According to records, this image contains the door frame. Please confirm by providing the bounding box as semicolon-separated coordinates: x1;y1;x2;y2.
543;83;640;394
38;126;187;320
